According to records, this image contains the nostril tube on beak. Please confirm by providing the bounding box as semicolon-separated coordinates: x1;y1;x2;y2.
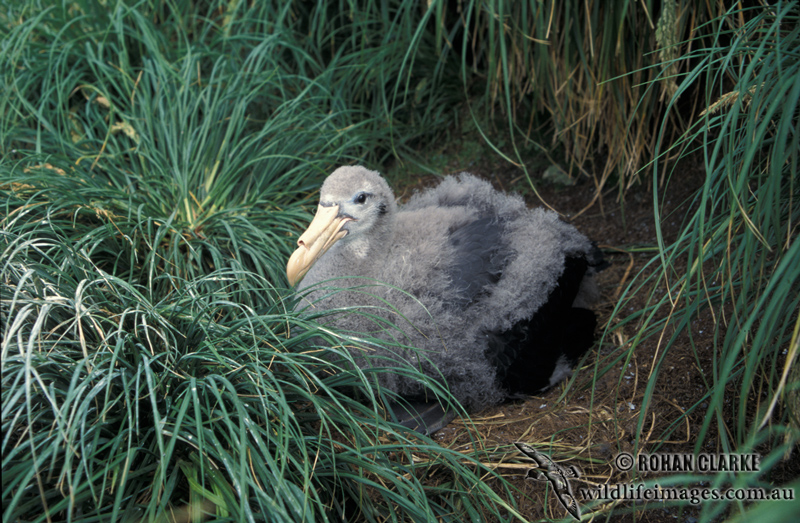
286;203;350;286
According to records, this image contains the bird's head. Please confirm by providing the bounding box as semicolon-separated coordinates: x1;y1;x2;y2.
287;166;396;286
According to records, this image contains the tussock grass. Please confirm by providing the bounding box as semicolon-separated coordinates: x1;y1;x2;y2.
428;0;725;204
1;1;518;521
602;2;800;520
1;228;519;520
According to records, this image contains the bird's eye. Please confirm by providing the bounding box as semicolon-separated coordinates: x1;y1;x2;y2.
354;193;368;204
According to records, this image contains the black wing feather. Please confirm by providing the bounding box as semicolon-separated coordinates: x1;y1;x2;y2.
446;217;509;307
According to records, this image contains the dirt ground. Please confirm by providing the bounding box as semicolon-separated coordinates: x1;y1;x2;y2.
384;143;798;521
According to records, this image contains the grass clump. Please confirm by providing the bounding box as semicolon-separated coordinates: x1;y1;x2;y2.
1;2;519;521
1;233;514;520
602;2;800;520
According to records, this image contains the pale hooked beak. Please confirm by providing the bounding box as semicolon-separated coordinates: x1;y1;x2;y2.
287;204;352;286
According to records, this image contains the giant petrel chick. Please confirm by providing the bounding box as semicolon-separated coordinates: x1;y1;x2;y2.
287;166;604;432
